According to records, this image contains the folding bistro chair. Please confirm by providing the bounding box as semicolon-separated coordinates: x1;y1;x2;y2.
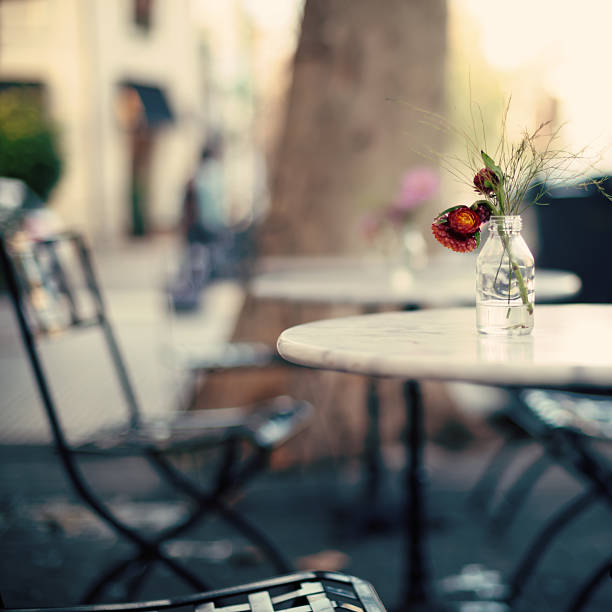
0;229;312;602
440;390;612;610
0;572;387;612
0;572;386;612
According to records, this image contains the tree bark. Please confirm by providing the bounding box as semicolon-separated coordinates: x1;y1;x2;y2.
260;0;447;256
197;0;448;464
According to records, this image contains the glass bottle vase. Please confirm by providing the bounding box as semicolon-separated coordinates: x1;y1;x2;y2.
476;216;535;335
390;222;428;289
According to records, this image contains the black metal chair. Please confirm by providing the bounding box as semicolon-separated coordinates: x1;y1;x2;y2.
499;389;612;608
0;230;312;603
0;572;387;612
441;387;612;610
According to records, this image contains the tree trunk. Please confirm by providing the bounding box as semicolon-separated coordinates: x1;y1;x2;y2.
197;0;448;464
260;0;447;256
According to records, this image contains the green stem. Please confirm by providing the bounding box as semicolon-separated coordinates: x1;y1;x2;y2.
498;230;533;315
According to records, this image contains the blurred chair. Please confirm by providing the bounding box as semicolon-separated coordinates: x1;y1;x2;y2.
500;389;612;606
442;392;612;610
0;230;312;603
0;571;388;612
533;177;612;303
564;556;612;612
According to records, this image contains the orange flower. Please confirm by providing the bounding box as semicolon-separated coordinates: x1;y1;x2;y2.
447;206;481;235
431;221;478;253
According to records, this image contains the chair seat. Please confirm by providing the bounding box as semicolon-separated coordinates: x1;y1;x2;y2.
519;389;612;440
75;397;312;454
439;564;509;610
174;342;283;372
0;571;387;612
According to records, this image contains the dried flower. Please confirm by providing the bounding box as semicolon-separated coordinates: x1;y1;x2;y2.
431;220;478;253
474;201;491;223
422;96;608;319
447;206;481;235
473;168;499;195
430;200;491;252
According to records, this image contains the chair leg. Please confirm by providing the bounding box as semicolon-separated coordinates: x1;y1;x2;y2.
55;453;210;601
468;437;529;512
85;556;153;604
210;496;292;573
146;450;293;573
507;487;599;605
82;542;211;604
570;436;612;511
82;557;142;603
489;451;550;535
124;559;156;602
567;557;612;612
213;438;241;494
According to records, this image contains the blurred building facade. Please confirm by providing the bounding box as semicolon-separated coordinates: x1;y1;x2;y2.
0;0;206;244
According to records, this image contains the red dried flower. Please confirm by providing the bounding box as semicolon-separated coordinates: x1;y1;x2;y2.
447;206;481;235
473;201;491;223
473;168;499;195
431;221;478;253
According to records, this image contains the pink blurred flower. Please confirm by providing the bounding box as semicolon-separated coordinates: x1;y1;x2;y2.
361;167;440;240
394;166;440;210
386;166;439;225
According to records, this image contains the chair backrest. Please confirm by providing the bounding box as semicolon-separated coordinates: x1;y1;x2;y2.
0;230;142;449
533;178;612;303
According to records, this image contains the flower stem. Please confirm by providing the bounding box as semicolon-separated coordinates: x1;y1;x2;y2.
498;231;533;315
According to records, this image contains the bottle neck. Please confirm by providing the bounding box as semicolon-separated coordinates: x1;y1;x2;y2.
488;215;522;235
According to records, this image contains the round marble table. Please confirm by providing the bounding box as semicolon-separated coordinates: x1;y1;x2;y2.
277;304;612;608
277;304;612;389
254;256;582;550
254;256;582;534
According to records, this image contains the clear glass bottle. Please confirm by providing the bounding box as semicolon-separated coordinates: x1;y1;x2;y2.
476;216;535;335
401;222;428;270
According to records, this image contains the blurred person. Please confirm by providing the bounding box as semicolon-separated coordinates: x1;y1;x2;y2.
182;138;226;243
169;137;230;311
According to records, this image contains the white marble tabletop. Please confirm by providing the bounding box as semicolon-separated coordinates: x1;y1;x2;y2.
277;304;612;389
251;255;580;307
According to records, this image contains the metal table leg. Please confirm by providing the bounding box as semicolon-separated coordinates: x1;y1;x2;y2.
399;380;433;608
335;377;397;536
363;378;384;502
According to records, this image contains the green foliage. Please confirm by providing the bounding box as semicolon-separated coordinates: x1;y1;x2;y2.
0;87;63;201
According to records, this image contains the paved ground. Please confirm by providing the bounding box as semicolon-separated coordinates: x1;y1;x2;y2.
0;236;611;611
